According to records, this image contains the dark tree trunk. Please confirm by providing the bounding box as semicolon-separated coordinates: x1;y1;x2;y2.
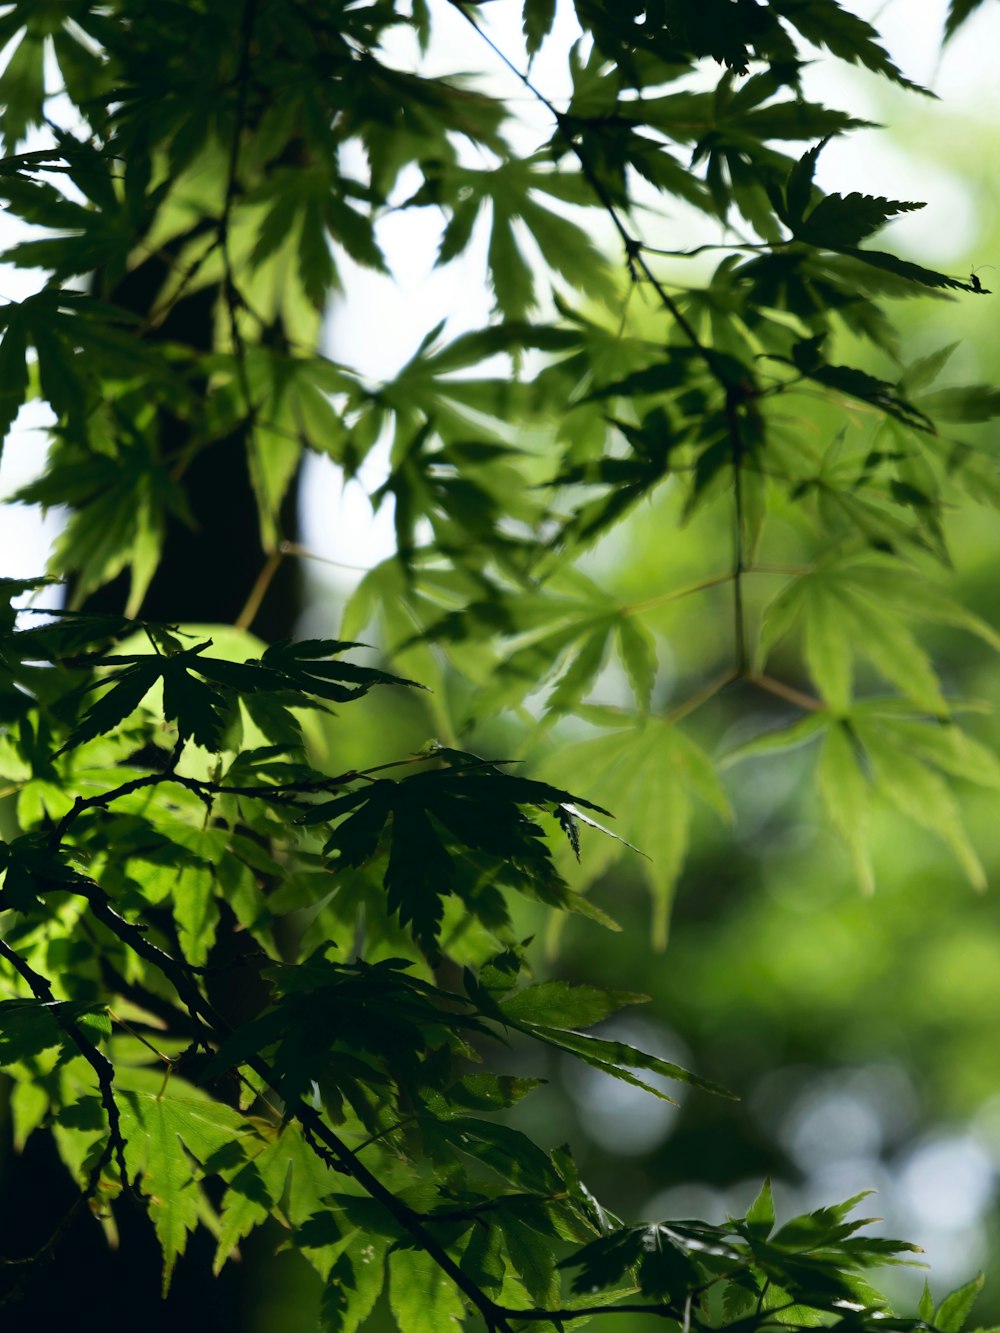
0;250;308;1328
78;251;303;639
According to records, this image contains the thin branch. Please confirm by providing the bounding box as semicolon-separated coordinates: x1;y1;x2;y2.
0;1139;115;1306
31;783;517;1326
107;1008;174;1066
138;233;221;334
279;540;376;575
749;672;824;712
665;670;737;725
627;572;734;615
0;938;127;1184
39;749;453;832
748;563;815;576
640;240;773;259
235;549;284;629
62;871;516;1332
730;405;749;674
493;1301;686;1323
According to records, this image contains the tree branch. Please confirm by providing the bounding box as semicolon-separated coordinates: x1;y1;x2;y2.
0;937;127;1184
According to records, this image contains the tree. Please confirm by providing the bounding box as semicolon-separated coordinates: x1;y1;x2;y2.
1;0;998;1328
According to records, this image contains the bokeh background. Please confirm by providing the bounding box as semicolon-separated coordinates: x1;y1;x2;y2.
3;1;1000;1328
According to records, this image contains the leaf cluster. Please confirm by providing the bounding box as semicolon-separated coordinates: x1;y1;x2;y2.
0;0;997;1326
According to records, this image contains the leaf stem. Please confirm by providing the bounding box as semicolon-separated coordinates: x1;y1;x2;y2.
627;572;734;614
665;670;737;725
732;442;748;675
749;673;824;712
235;548;284;629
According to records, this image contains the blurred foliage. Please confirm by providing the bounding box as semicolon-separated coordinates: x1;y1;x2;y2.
1;0;999;1330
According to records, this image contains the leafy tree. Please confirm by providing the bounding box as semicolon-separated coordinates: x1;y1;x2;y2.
0;0;998;1328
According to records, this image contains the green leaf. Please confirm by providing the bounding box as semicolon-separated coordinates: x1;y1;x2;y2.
539;722;729;946
439;1115;565;1193
120;1090;254;1293
215;1129;294;1271
790;337;932;430
523;0;557;57
522;1024;735;1099
437;196;481;266
855;717;986;889
843;246;975;293
803;585;852;711
500;1213;560;1304
797;192;925;248
0;33;46;147
560;1227;644;1294
0;834;93;912
389;1246;464;1333
761;562;950;714
638;1224;701;1300
0;999;107;1067
818;722;874;895
0;307;28;449
722;714;829;766
518;195;614;303
919;1280;935;1324
302;755;611;954
944;0;988;40
499;981;647;1029
920;384;1000;422
460;1222;505;1296
745;1179;776;1238
322;1243;389;1333
937;1275;985;1333
488;207;534;320
771;0;929;92
617;615;657;711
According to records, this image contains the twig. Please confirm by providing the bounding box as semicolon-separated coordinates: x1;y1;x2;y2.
749;673;823;712
0;938;127;1184
60;870;517;1332
665;670;737;725
279;540;375;575
492;1300;686;1323
28;768;517;1325
730;400;748;674
640;241;772;259
235;549;284;629
0;1140;115;1306
627;572;734;615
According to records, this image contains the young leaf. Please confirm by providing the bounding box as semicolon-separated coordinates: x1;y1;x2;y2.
936;1274;985;1333
919;1280;936;1324
745;1179;776;1238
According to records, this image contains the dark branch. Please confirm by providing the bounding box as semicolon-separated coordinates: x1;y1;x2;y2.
0;938;127;1185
